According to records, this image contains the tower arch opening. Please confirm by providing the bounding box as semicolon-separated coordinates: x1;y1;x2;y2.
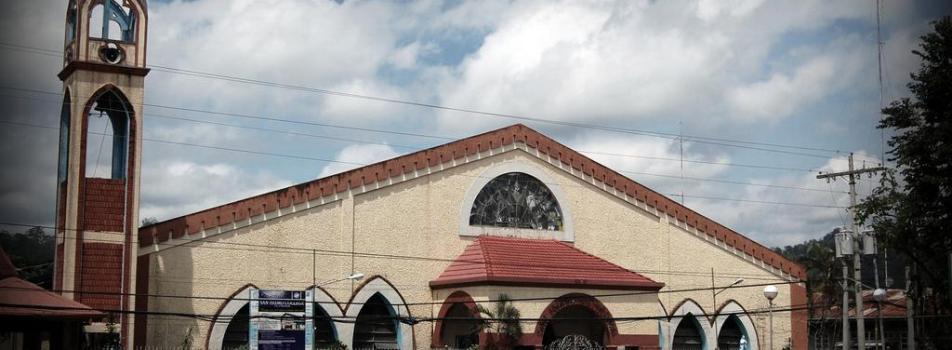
84;88;131;179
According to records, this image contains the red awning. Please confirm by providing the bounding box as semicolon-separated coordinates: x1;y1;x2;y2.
430;236;664;290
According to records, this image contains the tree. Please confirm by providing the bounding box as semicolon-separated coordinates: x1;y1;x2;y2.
141;216;159;226
857;15;952;343
476;294;523;350
0;226;54;287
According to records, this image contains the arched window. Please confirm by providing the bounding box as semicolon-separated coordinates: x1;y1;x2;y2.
353;293;398;349
222;304;249;350
673;314;705;350
717;315;749;350
85;89;130;179
88;0;136;42
313;305;337;348
469;172;563;230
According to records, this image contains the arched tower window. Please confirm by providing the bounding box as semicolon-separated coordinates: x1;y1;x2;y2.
58;91;71;183
65;1;78;43
85;89;130;179
88;0;136;42
469;172;563;230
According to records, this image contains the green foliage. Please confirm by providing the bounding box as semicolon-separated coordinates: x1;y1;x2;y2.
856;15;952;342
141;216;159;227
475;294;523;350
0;226;53;287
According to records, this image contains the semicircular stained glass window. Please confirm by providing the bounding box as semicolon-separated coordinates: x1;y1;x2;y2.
469;172;563;230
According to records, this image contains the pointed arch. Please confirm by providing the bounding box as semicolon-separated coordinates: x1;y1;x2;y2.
343;276;414;349
207;284;258;350
715;300;759;350
666;299;713;350
80;84;136;180
205;284;344;350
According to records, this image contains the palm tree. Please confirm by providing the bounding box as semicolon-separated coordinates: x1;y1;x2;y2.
475;294;523;350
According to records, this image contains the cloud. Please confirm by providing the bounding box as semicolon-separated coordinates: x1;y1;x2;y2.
317;144;402;178
726;55;839;122
139;160;291;222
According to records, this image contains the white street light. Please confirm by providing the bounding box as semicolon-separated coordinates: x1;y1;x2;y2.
317;272;365;286
874;288;887;350
763;286;778;350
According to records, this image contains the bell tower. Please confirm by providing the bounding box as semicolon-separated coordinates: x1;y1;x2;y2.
55;0;148;347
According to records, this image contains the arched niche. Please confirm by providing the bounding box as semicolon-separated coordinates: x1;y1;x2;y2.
535;293;618;346
715;300;759;350
342;276;413;350
666;299;713;350
460;161;575;241
432;291;481;348
206;284;343;350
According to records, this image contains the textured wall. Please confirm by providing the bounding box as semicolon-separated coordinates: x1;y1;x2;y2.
143;147;798;349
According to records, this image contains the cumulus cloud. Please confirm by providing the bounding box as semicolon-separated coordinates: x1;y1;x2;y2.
139;160;291;221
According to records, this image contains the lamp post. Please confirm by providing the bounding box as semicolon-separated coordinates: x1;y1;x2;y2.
711;271;744;350
318;273;365;286
763;286;778;350
873;288;886;350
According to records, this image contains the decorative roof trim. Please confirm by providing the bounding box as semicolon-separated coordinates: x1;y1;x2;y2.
138;124;805;280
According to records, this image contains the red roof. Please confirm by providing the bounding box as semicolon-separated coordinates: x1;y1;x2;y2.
0;248;103;319
141;124;804;279
430;236;664;290
811;289;907;319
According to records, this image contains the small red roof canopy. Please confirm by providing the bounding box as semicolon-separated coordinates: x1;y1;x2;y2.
430;235;664;290
0;247;103;319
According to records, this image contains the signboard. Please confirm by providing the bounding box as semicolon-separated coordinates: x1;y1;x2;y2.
250;289;311;350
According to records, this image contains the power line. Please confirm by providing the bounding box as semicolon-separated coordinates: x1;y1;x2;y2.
0;221;795;283
0;87;836;173
0;279;799;309
0;119;849;209
0;41;869;161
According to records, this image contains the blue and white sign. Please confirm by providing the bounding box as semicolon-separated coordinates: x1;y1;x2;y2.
249;288;311;350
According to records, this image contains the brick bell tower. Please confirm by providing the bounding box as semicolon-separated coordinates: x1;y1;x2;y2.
54;0;148;347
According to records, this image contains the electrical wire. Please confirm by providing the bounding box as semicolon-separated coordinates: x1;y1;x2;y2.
0;119;849;209
0;41;878;162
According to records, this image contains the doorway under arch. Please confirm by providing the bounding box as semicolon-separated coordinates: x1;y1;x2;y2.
353;293;399;350
672;314;705;350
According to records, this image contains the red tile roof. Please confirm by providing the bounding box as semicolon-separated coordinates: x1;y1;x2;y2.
0;248;103;319
140;124;805;280
429;236;664;290
811;289;908;319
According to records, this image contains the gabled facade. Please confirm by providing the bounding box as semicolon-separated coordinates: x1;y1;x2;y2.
136;124;807;349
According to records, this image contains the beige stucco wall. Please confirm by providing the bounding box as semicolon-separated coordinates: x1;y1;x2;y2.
143;146;798;349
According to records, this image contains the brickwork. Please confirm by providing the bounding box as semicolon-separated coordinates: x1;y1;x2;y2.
78;242;124;311
83;178;126;232
54;243;64;292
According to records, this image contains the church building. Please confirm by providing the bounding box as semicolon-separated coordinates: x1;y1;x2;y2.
51;1;807;349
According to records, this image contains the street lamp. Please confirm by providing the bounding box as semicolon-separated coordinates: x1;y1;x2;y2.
873;288;886;350
763;286;778;350
316;273;365;287
712;277;745;350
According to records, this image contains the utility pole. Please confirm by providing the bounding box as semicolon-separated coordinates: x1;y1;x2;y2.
906;266;916;350
818;153;885;350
